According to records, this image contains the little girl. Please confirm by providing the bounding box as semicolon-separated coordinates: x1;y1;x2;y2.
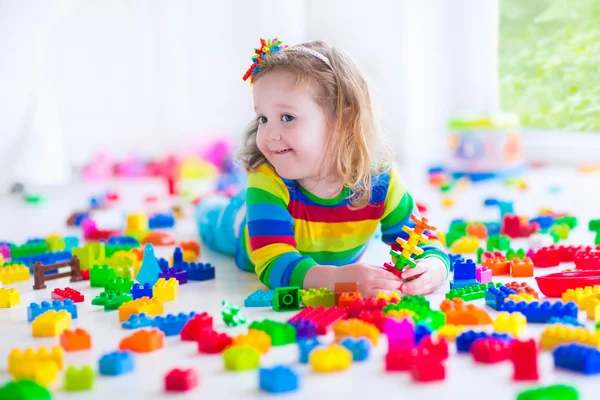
197;38;449;297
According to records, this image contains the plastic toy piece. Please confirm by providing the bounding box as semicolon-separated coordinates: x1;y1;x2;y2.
223;345;260;371
244;289;274;307
1;264;30;284
453;258;477;280
501;214;540;239
0;288;20;308
180;312;213;341
249;319;297;346
511;258;534;277
485;285;518;311
482;256;511;276
575;249;600;270
440;298;492;325
334;282;358;304
310;343;352;373
165;368;198;392
506;248;526;261
501;300;578;323
119;328;164;353
471;337;511;363
540;324;600;350
136;243;162;286
288;306;347;335
152;277;179;301
183;262;215;281
106;277;135;293
391;214;436;269
436;324;466;342
99;351;134;376
384;316;415;349
553;343;600;375
234;329;272;354
289;318;317;339
221;300;247;326
92;290;133;310
507;293;537;303
510;339;539;381
450;235;479;254
505;281;539;298
333;318;380;345
476;266;492;284
122;312;154;329
64;365;94;391
516;385;578;400
493;311;526;336
158;265;188;284
32;255;84;290
536;270;600;297
197;330;233;354
131;283;153;299
259;366;299;394
0;380;52;399
340;337;371;361
32;310;72;337
411;355;446;382
549;316;584;327
273;286;301;312
118;296;164;322
456;331;513;354
562;285;600;307
90;264;116;288
531;245;561;268
529;232;556;249
486;234;511;252
142;231;176;246
386;345;416;371
51;288;84;303
149;213;175;229
446;282;501;302
466;222;487;239
415;324;432;344
8;346;64;385
179;240;201;257
337;292;362;307
60;328;91;351
298;338;322;363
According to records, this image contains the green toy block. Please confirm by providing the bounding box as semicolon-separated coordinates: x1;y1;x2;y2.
105;244;137;258
555;216;578;230
445;282;501;302
222;300;247;327
106;277;134;293
417;310;446;331
445;230;466;248
0;379;52;400
273;287;301;312
249;319;296;345
300;288;335;307
72;242;106;271
590;219;600;232
486;234;511;252
476;247;485;264
223;345;260;371
506;248;526;261
551;223;570;240
46;236;66;252
24;194;46;204
91;290;132;310
10;242;48;258
90;265;116;288
516;384;578;400
64;365;94;391
448;220;468;235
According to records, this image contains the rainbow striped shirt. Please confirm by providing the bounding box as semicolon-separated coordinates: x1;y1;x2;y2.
234;164;449;289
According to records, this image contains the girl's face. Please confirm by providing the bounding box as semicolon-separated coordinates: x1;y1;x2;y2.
253;70;332;182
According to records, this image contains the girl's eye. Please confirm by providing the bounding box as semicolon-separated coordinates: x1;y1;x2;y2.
257;116;268;124
281;114;295;122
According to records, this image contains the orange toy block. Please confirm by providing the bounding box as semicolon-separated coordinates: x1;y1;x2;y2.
333;318;380;345
60;328;91;351
334;282;358;305
482;256;511;276
466;223;488;239
505;281;539;298
440;298;492;325
511;258;534;277
338;292;363;307
119;329;164;353
179;241;201;257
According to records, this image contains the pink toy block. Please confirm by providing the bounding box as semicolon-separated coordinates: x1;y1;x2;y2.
82;152;114;181
476;267;492;284
0;244;10;259
384;317;414;350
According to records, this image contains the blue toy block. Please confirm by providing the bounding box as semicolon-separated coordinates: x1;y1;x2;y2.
450;279;479;290
108;236;139;246
340;337;371;361
548;316;584;327
27;299;78;322
428;166;446;174
149;213;175;229
289;319;317;339
99;351;135;376
173;247;183;265
73;212;90;226
448;254;465;272
415;324;432;344
484;222;501;236
259;366;299;394
63;236;79;250
244;289;274;307
456;331;512;353
454;259;477;281
158;258;169;271
158;266;188;284
298;338;321;364
136;244;162;286
152;312;196;336
553;344;600;375
530;216;556;231
501;300;578;323
130;283;153;300
484;198;514;218
485;286;517;311
15;251;72;268
184;262;215;281
122;313;154;329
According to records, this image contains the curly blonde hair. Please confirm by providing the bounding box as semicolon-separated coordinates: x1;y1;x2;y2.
236;40;393;208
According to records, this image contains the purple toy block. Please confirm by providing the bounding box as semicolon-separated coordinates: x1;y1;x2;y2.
158;267;188;284
289;319;317;339
384;316;414;350
476;266;492;284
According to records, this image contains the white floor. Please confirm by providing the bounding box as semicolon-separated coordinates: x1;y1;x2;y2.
1;166;599;400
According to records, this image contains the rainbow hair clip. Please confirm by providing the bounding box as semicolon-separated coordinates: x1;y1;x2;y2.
242;38;287;85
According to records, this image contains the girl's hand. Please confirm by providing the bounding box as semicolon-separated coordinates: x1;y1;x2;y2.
399;257;447;295
333;263;403;298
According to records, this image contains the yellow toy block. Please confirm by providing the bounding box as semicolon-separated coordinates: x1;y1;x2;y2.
9;346;64;385
586;298;600;322
333;318;380;345
2;264;31;284
32;310;72;337
153;278;178;301
233;329;271;354
442;195;454;208
310;344;352;373
562;285;600;308
223;345;260;371
376;292;401;302
493;311;526;336
0;253;3;267
171;250;197;264
507;293;537;303
0;288;20;308
540;324;600;350
450;235;480;254
436;324;466;341
118;297;164;322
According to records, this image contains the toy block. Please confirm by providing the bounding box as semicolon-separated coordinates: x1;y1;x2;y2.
60;328;91;351
449;278;478;290
2;264;30;284
131;283;153;299
221;299;246;326
338;292;363;307
136;244;162;286
386;345;416;371
165;368;198;392
493;311;526;336
529;232;556;249
551;223;570;240
553;343;600;375
384;316;415;349
333;318;380;345
99;351;134;376
471;337;511;363
486;234;511;251
119;328;164;353
540;324;600;350
92;290;133;310
8;346;64;385
122;312;154;329
415;324;433;344
223;345;260;371
516;385;578;400
376;291;402;302
152;312;196;336
32;310;72;337
466;222;487;239
259;366;298;394
0;380;52;399
505;281;539;298
485;285;518;311
0;288;20;308
501;213;540;238
197;330;233;353
502;300;578;323
482;256;511;276
298;338;322;363
244;289;274;307
289;306;347;335
249;319;296;346
446;282;501;302
289;318;318;339
549;316;584;327
511;257;534;277
180;312;213;341
419;335;449;360
455;330;512;353
507;293;537;303
334;282;359;304
106;277;135;293
51;288;84;303
440;298;492;325
449;254;465;271
272;286;301;311
158;265;188;284
575;249;600;270
152;277;178;301
340;336;371;361
310;343;352;373
179;240;201;257
510;339;539;381
436;324;466;341
450;235;479;254
149;213;175;229
234;329;272;354
411;356;445;382
118;296;164;322
586;298;600;322
356;309;386;332
453;258;476;280
506;248;526;261
64;365;94;391
90;264;116;287
476;266;492;283
183;261;215;281
531;245;561;267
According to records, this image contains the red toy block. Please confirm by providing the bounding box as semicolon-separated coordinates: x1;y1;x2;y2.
559;245;584;263
180;312;213;341
119;329;164;353
501;214;540;239
411;356;445;382
80;269;90;280
60;328;91;351
197;330;232;354
357;309;386;332
386;346;415;372
383;262;403;279
531;246;561;268
574;247;600;270
511;258;534;278
416;202;427;213
482;251;504;261
471;337;511;363
289;306;348;335
51;288;84;303
510;339;539;381
419;336;449;360
165;368;198;392
338;292;363;308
